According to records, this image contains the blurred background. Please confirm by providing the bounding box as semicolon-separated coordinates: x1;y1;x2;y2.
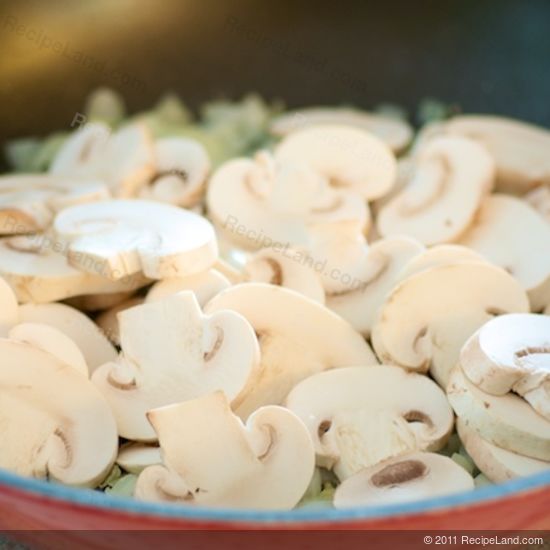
1;0;550;144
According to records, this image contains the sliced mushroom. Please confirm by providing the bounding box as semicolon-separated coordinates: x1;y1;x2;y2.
376;136;495;245
205;283;378;419
0;340;118;487
0;174;110;235
0;235;149;304
443;115;550;194
138;137;210;207
525;185;550;223
243;247;325;304
274;125;396;200
54;199;218;281
447;366;550;460
9;322;88;377
95;297;144;346
457;418;550;483
135;392;315;510
117;442;162;475
145;269;230;306
19;302;117;373
460;313;550;420
0;276;18;337
92;292;259;440
333;452;474;509
458;195;550;312
207;151;369;251
285;365;453;480
270;107;413;153
371;261;529;387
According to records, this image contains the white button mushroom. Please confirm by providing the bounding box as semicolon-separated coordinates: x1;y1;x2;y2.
371;262;530;387
0;340;118;487
135;392;315;510
54;199;218;281
447;366;550;461
377;136;495;245
205;283;378;419
270;107;413;154
116;442;162;475
460;313;550;420
274;125;397;200
333;452;474;509
285;366;453;480
95;297;144;346
92;292;260;441
457;418;550;483
458;195;550;312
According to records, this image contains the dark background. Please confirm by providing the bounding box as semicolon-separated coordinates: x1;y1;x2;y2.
1;0;550;142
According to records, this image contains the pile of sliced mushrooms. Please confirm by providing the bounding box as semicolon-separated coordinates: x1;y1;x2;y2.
1;89;550;511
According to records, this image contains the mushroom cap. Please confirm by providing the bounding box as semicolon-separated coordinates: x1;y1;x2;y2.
285;365;453;480
205;283;377;419
460;313;550;419
0;276;18;337
139;137;210;207
244;247;325;304
54;199;218;280
333;452;474;509
0;174;110;235
95;297;144;346
0;235;149;303
0;339;118;487
270;107;413;153
92;292;260;440
324;236;424;336
145;269;230;306
274;125;397;200
9;322;88;377
18;302;117;373
117;442;162;475
458;194;550;312
444;115;550;194
376;136;495;245
447;366;550;460
135;392;315;510
457;418;550;483
371;261;530;387
207;153;369;251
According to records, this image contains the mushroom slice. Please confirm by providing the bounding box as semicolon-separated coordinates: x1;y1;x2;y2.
396;244;487;282
139;137;210;207
376;136;495;245
0;276;18;337
285;366;453;480
205;283;377;419
371;262;529;387
135;392;315;510
460;313;550;419
448;366;550;460
54;199;218;281
333;452;474;509
525;185;550;223
243;248;325;304
9;322;88;377
458;195;550;312
443;115;550;194
117;442;162;474
0;174;110;235
0;340;118;487
207;152;369;251
92;292;259;440
19;302;117;373
457;418;550;482
274;125;396;200
0;235;149;304
145;269;230;306
95;297;144;346
270;107;413;153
